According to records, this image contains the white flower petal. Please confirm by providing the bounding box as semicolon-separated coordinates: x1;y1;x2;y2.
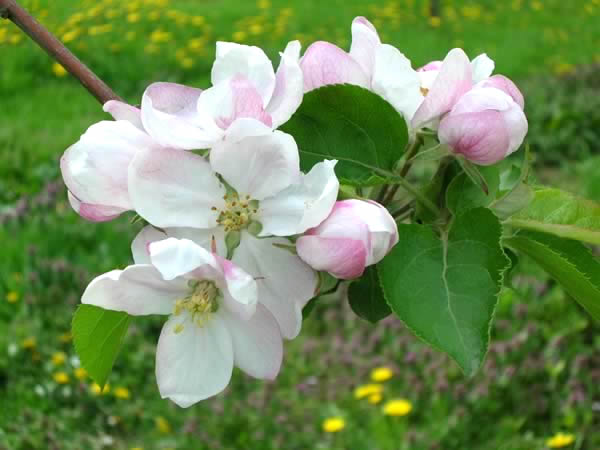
61;120;153;217
67;191;127;223
210;130;300;200
267;40;304;128
156;315;233;407
128;146;225;228
217;255;258;320
82;265;185;315
372;44;424;122
141;82;222;150
259;160;339;236
212;42;276;107
349;16;381;80
232;234;317;339
103;100;143;130
165;227;228;257
471;53;495;83
149;237;219;281
411;48;473;130
131;225;167;264
221;304;282;380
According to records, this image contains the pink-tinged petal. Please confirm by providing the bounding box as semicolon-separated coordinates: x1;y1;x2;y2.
372;44;423;122
165;227;228;258
411;48;472;130
128;146;225;228
501;101;528;156
210;130;300;200
418;60;443;71
349;16;381;80
216;256;258;320
156;315;233;407
232;234;317;339
300;41;370;92
81;265;186;315
141;82;222;150
209;76;272;130
439;110;510;165
67;191;127;222
259;160;339;237
61;120;154;219
477;74;525;109
131;225;167;264
470;53;495;83
103;100;143;130
296;235;367;279
222;117;273;143
221;304;283;380
212;42;276;107
149;237;220;281
267;40;304;128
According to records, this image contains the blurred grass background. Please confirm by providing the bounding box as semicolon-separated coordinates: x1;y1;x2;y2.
1;0;600;449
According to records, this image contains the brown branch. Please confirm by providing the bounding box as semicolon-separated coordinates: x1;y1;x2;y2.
0;0;122;104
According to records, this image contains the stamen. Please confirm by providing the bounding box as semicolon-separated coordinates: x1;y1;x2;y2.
172;280;219;329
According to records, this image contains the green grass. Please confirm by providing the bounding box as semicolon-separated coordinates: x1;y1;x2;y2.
1;0;600;448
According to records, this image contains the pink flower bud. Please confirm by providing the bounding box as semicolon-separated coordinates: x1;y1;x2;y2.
296;200;398;280
438;87;528;166
476;74;525;109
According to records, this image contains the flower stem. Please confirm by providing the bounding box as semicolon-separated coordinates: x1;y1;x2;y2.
0;0;122;104
381;137;424;206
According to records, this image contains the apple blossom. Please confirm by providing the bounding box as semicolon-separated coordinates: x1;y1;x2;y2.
61;100;153;222
127;125;336;338
82;237;283;407
438;87;528;165
296;200;399;280
141;41;304;150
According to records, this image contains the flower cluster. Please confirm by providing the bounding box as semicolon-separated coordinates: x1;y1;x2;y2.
61;16;528;407
301;17;528;165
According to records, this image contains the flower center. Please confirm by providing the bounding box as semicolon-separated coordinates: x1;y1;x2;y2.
173;280;219;332
213;192;258;232
420;86;429;96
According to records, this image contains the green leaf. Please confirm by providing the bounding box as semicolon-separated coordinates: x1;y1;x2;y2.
507;188;600;244
72;305;132;386
446;166;500;216
280;84;408;185
348;266;391;323
491;182;534;219
378;208;509;375
505;231;600;320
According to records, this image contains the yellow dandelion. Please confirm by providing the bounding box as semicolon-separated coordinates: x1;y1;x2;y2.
127;1;141;12
428;16;441;27
53;372;70;384
127;13;141;23
180;57;195;69
188;38;204;51
51;351;67;366
87;6;102;18
249;23;263;35
368;393;382;404
546;433;575;448
383;398;412;416
354;383;384;399
52;62;68;77
67;12;85;25
61;28;80;43
114;386;130;399
531;0;543;11
6;291;19;303
257;0;271;10
91;382;111;395
191;15;205;26
22;337;37;349
232;31;247;42
155;416;172;434
370;367;393;382
74;367;88;380
150;29;172;43
322;417;345;433
9;34;22;45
